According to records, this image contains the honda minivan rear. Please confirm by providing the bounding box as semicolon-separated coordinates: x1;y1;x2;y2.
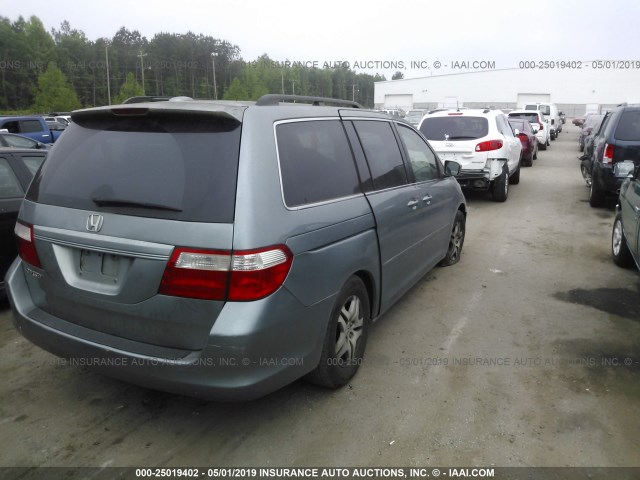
7;96;467;400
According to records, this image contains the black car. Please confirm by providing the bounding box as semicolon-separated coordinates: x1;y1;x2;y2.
588;104;640;207
579;114;605;152
612;165;640;269
0;148;47;298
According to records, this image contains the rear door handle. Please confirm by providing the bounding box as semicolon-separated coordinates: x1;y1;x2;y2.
407;199;419;209
422;195;432;204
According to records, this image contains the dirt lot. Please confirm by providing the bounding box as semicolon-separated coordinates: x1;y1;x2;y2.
0;123;638;473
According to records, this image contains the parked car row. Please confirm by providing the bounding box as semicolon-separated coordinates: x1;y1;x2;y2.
416;106;558;202
577;103;640;207
2;94;612;401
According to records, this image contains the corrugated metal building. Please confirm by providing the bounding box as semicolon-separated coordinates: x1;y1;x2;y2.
374;66;640;116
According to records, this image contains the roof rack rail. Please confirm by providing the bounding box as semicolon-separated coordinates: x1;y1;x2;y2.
256;94;363;108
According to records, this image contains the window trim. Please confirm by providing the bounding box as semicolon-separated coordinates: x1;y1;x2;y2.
273;117;365;211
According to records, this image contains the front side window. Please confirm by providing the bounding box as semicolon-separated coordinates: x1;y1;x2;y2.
3;134;36;148
353;121;408;190
276;120;361;207
397;125;440;182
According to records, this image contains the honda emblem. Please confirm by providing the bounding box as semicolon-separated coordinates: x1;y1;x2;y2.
86;214;104;233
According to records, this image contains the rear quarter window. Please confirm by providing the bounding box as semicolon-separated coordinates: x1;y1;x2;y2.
614;110;640;141
19;120;44;133
276;119;361;208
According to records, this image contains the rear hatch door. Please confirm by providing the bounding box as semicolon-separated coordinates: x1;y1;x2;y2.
21;107;243;351
419;114;489;169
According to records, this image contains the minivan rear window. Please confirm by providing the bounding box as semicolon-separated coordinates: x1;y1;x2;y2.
614;110;640;141
26;113;241;223
419;116;489;141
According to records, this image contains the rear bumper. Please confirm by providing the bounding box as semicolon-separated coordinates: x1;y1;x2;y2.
455;170;491;190
6;258;331;401
592;164;625;195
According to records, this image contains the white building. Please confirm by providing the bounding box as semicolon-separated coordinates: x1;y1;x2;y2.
374;66;640;116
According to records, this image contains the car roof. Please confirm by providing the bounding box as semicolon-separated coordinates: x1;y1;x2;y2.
424;108;503;118
508;109;543;115
72;96;387;124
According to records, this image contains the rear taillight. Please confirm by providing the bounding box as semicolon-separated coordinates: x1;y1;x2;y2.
15;222;42;268
159;245;293;301
538;122;544;130
603;143;615;164
475;140;503;152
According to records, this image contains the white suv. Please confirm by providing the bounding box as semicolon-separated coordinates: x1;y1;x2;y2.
508;110;551;150
418;109;522;202
524;103;562;139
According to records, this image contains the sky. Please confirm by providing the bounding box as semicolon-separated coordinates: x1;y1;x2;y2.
2;0;640;79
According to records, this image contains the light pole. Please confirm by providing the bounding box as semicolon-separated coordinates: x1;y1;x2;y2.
137;50;147;95
105;43;111;105
211;52;217;100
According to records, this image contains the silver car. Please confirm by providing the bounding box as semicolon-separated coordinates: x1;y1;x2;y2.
7;94;466;400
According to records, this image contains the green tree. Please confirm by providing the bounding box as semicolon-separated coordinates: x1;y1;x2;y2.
32;64;81;112
223;78;249;100
114;72;144;103
392;71;404;80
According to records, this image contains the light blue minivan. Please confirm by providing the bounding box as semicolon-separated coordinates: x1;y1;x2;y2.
6;95;466;400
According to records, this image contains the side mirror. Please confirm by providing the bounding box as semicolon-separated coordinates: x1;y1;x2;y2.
514;129;520;136
0;128;8;133
532;126;539;133
444;160;461;177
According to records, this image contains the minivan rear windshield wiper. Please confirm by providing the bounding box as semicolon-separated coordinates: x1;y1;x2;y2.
92;197;183;212
446;136;478;140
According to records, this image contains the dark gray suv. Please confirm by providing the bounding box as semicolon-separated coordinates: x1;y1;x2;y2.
6;95;466;400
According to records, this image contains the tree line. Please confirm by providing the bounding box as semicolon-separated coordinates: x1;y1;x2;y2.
0;15;386;113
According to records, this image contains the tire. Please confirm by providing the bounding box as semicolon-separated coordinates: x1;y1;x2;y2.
524;152;533;167
306;276;370;389
510;163;521;184
533;145;538;160
588;176;605;207
539;140;546;151
580;163;592;187
579;143;584;152
612;214;634;268
439;210;466;267
492;166;509;202
546;137;551;147
550;131;556;141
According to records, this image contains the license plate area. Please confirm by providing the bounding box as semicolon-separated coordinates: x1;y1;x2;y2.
78;249;129;284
